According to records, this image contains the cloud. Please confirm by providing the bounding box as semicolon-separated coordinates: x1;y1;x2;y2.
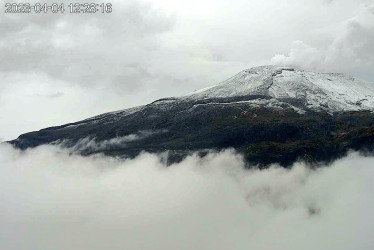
35;92;64;99
0;143;373;250
272;3;374;80
271;40;324;70
55;129;168;152
0;0;175;85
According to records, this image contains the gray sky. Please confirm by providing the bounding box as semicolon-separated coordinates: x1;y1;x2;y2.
1;0;373;140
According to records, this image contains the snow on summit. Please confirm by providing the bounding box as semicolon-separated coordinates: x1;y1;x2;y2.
186;65;374;112
88;66;374;122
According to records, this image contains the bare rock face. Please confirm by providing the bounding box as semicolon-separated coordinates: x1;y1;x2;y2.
8;66;374;167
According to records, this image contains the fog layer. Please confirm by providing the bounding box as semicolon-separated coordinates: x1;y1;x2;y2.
0;144;373;250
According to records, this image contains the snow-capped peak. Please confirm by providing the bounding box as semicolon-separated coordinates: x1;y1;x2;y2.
186;65;374;112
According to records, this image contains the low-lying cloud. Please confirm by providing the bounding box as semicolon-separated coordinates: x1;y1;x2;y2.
0;143;373;250
55;129;167;152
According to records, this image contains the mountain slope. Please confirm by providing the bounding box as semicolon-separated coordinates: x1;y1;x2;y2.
9;66;374;167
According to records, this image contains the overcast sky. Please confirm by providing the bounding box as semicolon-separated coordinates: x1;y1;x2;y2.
1;0;374;140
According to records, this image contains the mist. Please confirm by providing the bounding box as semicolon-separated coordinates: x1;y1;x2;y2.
0;143;373;250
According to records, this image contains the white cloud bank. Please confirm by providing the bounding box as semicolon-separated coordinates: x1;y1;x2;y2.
0;144;373;250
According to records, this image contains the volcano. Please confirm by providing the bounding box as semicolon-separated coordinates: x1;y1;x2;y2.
9;66;374;167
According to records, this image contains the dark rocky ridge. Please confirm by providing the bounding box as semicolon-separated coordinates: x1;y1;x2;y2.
8;97;374;168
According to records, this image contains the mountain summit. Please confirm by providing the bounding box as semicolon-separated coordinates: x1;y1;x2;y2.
9;66;374;167
186;65;374;112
